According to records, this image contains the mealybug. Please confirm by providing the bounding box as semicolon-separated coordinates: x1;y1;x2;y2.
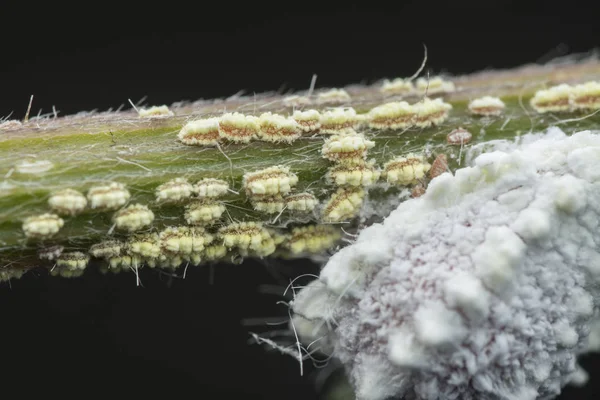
178;118;221;146
383;154;431;185
112;204;155;232
48;188;88;216
22;213;64;239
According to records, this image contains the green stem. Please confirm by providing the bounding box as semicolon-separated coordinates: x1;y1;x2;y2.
2;59;600;278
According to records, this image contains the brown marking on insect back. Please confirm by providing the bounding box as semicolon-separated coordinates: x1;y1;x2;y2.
429;154;449;179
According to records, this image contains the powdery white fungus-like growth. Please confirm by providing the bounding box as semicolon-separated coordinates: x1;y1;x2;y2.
367;101;415;130
218;221;275;257
22;213;64;239
286;224;341;255
87;182;131;210
184;200;225;225
291;127;600;400
322;187;365;222
251;195;285;214
380;78;415;95
319;107;363;134
321;133;375;164
257;112;301;143
383;154;431;185
447;127;473;145
326;161;381;187
177;118;220;146
243;165;298;196
284;192;319;212
14;159;54;174
89;240;123;259
137;105;174;118
412;97;452;128
316;88;351;105
415;76;456;94
193;178;229;198
530;84;573;113
218;112;259;143
468;96;506;116
48;188;88;216
112;203;154;232
283;95;312;107
38;245;64;261
292;109;321;133
155;177;194;203
571;81;600;110
429;153;448;179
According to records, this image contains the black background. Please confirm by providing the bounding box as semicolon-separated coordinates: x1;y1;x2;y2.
1;1;600;399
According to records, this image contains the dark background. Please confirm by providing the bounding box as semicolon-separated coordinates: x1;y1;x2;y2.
1;1;600;399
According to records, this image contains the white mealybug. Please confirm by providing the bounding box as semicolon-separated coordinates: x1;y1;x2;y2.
0;119;23;130
112;203;154;232
0;268;26;282
322;187;365;223
22;213;64;239
155;177;194;203
415;76;456;94
468;96;506;116
283;95;312;107
319;107;363;134
184;200;226;225
530;84;573;113
321;132;375;164
14;159;54;174
159;226;212;256
38;245;64;261
412;97;452;128
87;182;131;210
251;195;285;214
203;244;228;261
89;240;124;259
380;78;415;96
570;81;600;110
55;252;90;271
177;118;221;146
286;224;341;255
368;101;415;130
292;109;322;133
218;221;275;257
193;178;230;198
242;165;299;196
384;154;431;185
284;192;319;212
326;161;381;187
218;112;259;143
257;112;301;143
52;252;90;278
447;127;473;145
316;88;351;105
127;233;161;260
137;105;174;118
48;188;88;216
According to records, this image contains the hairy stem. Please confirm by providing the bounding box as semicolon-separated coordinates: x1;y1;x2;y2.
2;57;600;279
